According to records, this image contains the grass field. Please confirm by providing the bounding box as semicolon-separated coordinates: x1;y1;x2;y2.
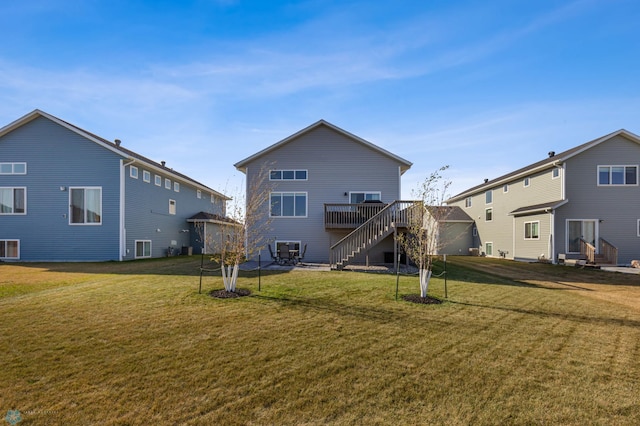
1;257;639;425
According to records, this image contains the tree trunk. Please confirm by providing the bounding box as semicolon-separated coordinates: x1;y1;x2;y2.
221;263;240;292
419;268;432;298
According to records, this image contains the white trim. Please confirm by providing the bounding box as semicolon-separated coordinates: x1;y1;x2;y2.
154;175;162;186
485;207;493;222
269;191;308;218
551;167;560;179
596;165;639;186
174;182;180;192
165;178;171;190
636;219;640;237
485;190;493;205
143;170;151;183
69;187;103;225
169;199;176;215
349;191;382;203
485;242;494;256
135;240;152;258
130;165;139;179
565;219;599;254
0;187;26;215
0;239;20;259
197;189;202;199
550;211;555;263
0;162;27;175
524;220;540;240
464;197;472;208
503;184;508;193
523;177;530;187
120;160;128;261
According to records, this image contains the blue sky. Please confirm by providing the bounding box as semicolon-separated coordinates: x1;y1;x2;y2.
1;0;639;198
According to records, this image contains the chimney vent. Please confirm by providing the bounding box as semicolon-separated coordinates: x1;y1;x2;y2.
484;178;489;183
114;139;121;147
548;151;555;157
161;161;166;167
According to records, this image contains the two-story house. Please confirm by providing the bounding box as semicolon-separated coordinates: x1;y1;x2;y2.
234;120;413;268
0;109;230;261
447;129;640;265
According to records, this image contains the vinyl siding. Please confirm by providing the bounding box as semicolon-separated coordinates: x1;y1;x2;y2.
449;167;562;258
0;116;122;261
244;125;404;263
123;165;225;259
555;134;640;264
513;213;552;261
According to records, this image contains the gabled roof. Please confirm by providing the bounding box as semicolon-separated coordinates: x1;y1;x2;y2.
187;212;241;225
509;200;568;216
0;109;229;200
447;129;640;202
427;206;474;222
234;119;413;174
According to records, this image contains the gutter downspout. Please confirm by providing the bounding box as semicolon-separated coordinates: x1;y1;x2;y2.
120;158;136;261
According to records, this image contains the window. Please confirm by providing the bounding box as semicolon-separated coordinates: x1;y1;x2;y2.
270;192;307;217
211;193;216;203
524;177;530;187
485;190;492;204
485;208;493;222
0;162;26;175
197;190;202;199
174;182;180;192
155;175;162;186
350;192;381;204
465;197;472;208
143;170;151;183
552;168;560;179
165;179;171;189
598;166;637;186
503;184;509;193
637;219;640;237
0;187;26;214
524;221;540;240
0;240;19;259
485;242;493;256
472;226;478;237
135;240;152;258
270;170;308;181
130;166;138;179
70;187;102;224
169;199;176;215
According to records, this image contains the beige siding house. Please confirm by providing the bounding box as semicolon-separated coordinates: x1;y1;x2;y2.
234;120;413;268
447;129;640;265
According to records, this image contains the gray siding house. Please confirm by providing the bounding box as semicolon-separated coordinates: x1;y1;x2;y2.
234;120;413;267
0;109;230;261
447;129;640;265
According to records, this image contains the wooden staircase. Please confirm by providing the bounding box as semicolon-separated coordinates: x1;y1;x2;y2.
330;201;418;270
579;238;618;266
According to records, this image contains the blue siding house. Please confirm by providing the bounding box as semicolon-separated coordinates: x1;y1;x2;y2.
0;109;229;261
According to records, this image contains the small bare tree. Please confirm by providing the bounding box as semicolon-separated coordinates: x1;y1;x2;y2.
213;165;273;292
397;166;452;299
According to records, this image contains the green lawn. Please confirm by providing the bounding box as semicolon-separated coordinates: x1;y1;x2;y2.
1;257;639;425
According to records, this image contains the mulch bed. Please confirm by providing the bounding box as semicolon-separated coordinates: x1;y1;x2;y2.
401;294;443;304
209;288;252;298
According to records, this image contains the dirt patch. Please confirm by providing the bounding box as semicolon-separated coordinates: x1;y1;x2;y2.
401;294;443;305
209;288;251;298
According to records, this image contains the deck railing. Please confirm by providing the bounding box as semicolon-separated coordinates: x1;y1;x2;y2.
324;203;387;228
579;238;596;264
329;200;419;269
599;238;618;265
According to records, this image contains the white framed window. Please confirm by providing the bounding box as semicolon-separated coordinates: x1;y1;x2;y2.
270;170;308;181
524;177;530;187
349;192;381;204
69;187;102;225
485;242;493;256
275;240;301;252
270;192;307;217
503;184;508;193
174;182;180;192
165;178;171;190
472;226;478;237
485;190;492;204
485;208;493;222
465;197;472;208
143;170;151;183
524;221;540;240
135;240;152;258
197;190;202;199
598;165;638;186
637;219;640;237
552;168;560;179
155;175;162;186
169;199;176;215
0;162;27;175
130;166;139;179
0;187;26;215
0;239;19;259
